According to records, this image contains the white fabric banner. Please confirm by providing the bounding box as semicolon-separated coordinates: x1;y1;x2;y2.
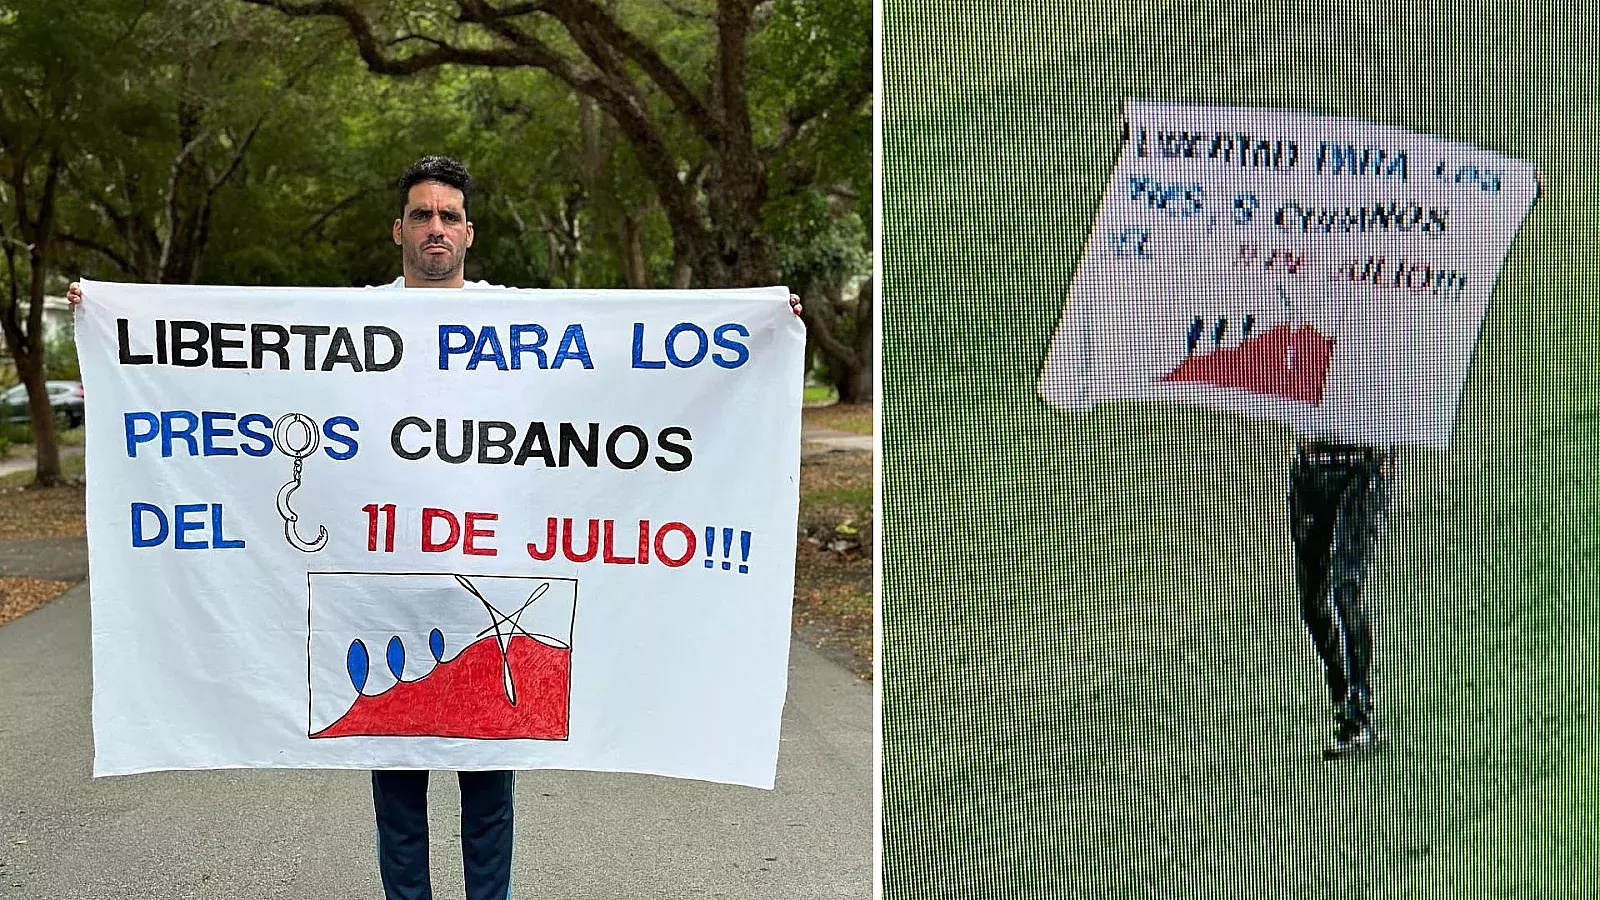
1038;101;1539;447
76;280;804;789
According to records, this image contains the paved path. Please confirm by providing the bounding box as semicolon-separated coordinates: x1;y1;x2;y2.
801;428;874;455
0;446;84;480
0;582;871;899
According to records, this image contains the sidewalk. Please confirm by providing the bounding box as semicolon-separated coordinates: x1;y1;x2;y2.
802;427;874;455
0;454;35;479
0;445;85;480
0;570;871;899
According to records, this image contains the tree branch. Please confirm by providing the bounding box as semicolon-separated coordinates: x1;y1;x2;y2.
499;193;531;236
460;0;722;144
85;193;133;238
765;50;870;159
453;3;715;266
159;119;210;278
801;304;859;367
242;0;720;282
852;275;872;338
1;241;18;315
205;118;266;197
552;0;722;142
300;186;384;239
458;0;544;19
238;0;560;74
57;232;133;273
388;32;455;50
715;0;755;158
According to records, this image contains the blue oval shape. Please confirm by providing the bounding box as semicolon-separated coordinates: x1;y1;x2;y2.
347;639;369;693
387;635;405;680
429;628;444;662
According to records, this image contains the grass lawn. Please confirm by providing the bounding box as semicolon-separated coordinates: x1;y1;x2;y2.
0;451;85;490
883;1;1597;895
804;402;875;436
805;383;841;405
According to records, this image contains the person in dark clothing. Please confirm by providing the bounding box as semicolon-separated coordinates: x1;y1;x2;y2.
1288;171;1545;759
1288;438;1395;759
372;770;517;900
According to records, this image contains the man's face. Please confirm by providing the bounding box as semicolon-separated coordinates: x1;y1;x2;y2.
394;181;473;283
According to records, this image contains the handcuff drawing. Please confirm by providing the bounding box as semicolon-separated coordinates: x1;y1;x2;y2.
274;412;328;553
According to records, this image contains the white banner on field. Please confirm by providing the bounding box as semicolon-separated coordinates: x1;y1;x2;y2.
76;280;804;789
1038;101;1539;447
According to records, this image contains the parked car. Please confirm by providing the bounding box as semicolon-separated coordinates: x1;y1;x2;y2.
1;380;85;428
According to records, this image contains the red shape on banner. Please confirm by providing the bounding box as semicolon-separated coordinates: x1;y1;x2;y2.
313;635;570;740
1160;323;1335;405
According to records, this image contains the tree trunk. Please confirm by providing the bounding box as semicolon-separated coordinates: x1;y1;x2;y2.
802;277;873;405
1;253;64;487
835;357;872;405
19;350;61;486
23;228;61;487
847;276;874;404
620;213;649;288
0;152;64;486
698;0;776;288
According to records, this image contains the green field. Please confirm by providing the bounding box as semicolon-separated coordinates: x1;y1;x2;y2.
882;1;1598;896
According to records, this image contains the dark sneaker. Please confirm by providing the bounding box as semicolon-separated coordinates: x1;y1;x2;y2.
1323;716;1381;760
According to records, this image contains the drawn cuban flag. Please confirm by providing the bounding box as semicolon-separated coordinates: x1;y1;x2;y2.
1158;283;1336;407
307;572;578;741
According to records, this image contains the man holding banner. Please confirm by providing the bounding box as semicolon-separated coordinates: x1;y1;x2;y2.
1038;102;1543;760
366;154;514;900
69;153;803;900
1286;167;1539;759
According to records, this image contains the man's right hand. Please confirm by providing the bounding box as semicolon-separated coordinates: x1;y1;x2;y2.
67;282;83;307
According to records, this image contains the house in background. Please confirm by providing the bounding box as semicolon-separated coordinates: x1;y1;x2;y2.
1;294;73;344
41;294;73;343
0;294;74;373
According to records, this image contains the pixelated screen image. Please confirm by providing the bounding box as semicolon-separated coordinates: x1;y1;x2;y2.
882;1;1597;895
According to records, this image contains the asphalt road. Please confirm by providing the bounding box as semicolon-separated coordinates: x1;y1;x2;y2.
0;584;872;899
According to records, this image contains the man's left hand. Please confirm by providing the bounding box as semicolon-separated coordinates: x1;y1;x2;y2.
790;294;803;317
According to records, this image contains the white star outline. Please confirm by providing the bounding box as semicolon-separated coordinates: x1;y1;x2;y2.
451;574;571;707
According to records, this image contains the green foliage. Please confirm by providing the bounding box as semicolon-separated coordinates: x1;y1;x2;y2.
43;329;80;381
5;0;866;296
778;210;870;293
754;0;873;207
2;0;867;470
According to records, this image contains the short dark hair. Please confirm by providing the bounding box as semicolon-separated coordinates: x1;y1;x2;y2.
397;155;472;218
